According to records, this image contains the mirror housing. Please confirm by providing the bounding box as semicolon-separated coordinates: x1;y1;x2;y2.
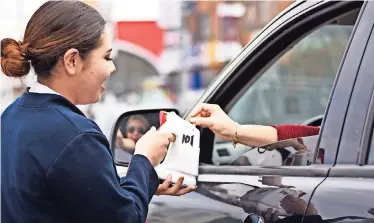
109;108;179;166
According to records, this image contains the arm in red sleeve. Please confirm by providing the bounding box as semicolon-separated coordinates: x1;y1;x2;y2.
273;125;320;140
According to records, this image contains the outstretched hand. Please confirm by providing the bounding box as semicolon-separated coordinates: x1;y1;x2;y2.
156;174;197;196
188;103;237;141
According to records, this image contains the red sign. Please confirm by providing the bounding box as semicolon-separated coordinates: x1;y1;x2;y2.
116;21;164;57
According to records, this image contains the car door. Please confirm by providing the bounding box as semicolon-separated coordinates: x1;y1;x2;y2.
308;2;374;222
144;1;365;223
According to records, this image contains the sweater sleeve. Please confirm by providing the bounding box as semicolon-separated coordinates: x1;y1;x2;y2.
273;125;320;140
46;132;159;223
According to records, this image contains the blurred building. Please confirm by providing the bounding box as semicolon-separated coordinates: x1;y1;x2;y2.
181;1;294;87
106;1;183;98
1;0;295;116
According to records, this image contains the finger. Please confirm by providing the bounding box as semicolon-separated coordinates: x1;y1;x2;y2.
189;116;213;128
165;174;172;181
158;175;172;192
200;111;211;118
189;103;217;117
169;176;184;194
156;185;165;195
188;112;209;121
168;133;176;143
163;174;172;188
297;137;305;144
146;126;156;134
186;113;200;122
188;103;205;117
176;185;197;196
159;132;176;143
116;130;123;138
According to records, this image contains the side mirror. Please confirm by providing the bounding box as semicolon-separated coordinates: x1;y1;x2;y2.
109;108;180;166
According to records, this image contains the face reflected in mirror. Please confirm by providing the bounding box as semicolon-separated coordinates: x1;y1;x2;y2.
112;109;178;164
116;115;150;154
125;115;149;143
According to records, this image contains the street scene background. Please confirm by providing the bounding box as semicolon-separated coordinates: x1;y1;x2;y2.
1;0;334;139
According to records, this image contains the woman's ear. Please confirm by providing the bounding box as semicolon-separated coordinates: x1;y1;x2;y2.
63;48;80;76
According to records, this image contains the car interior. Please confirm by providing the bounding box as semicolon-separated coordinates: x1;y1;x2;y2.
193;4;365;216
202;6;361;168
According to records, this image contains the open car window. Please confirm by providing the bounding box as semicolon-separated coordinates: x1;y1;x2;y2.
211;8;360;166
228;24;353;127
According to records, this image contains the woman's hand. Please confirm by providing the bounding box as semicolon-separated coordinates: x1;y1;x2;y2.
116;131;136;150
189;103;237;141
156;174;197;196
134;127;176;167
121;138;135;150
188;103;278;147
116;131;125;148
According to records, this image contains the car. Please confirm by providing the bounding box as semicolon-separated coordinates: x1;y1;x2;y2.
110;1;374;222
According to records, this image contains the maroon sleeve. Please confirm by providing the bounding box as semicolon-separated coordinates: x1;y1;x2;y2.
272;125;320;140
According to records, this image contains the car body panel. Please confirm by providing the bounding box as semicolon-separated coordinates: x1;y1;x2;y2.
310;2;374;222
112;1;374;222
310;167;374;222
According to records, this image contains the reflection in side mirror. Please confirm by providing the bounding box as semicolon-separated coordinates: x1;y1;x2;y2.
110;109;179;165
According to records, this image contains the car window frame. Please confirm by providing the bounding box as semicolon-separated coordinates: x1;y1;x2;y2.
353;3;374;166
192;1;364;166
363;86;374;165
337;22;374;165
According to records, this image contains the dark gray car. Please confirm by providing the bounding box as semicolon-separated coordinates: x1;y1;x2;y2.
111;1;374;222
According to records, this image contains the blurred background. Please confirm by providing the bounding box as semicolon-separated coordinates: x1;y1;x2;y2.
0;0;294;138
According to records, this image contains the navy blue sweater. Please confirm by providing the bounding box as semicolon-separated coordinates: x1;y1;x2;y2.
1;91;159;223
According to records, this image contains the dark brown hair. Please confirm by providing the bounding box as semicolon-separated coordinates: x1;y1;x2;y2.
1;1;106;78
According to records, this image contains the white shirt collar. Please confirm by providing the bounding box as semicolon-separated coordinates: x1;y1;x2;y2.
28;81;62;96
28;81;88;115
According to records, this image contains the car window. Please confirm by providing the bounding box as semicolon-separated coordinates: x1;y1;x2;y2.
228;25;353;126
212;23;355;166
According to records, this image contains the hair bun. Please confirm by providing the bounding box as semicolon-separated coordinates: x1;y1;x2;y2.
1;38;30;78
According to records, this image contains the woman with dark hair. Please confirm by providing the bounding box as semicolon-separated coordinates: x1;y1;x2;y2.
1;1;194;223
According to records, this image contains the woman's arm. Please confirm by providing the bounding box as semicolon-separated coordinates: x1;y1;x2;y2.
236;125;278;147
188;103;321;148
236;124;321;147
121;138;136;150
47;132;159;223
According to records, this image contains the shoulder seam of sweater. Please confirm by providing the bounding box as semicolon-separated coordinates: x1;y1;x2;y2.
14;103;82;132
53;106;101;132
16;104;48;108
45;132;107;178
53;107;81;131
